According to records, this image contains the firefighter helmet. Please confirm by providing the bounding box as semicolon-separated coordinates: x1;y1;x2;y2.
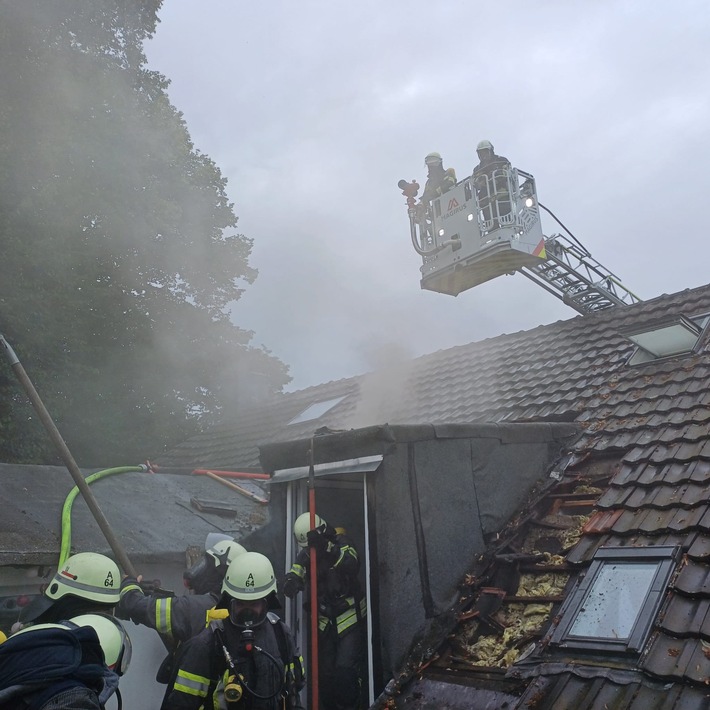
221;551;277;601
477;140;494;152
69;613;132;676
294;512;326;548
207;539;247;567
221;552;277;628
45;553;120;605
184;538;247;594
424;152;443;166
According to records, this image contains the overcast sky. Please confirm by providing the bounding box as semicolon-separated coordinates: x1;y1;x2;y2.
145;1;710;391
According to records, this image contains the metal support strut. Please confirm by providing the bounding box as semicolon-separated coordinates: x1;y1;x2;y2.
520;233;642;315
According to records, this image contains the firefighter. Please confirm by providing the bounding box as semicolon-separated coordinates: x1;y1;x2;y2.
420;152;457;204
283;513;367;710
472;139;512;229
117;537;247;707
166;551;305;710
0;612;131;709
17;552;121;630
117;537;247;645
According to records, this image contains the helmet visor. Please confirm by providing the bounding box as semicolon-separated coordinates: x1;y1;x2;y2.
111;618;132;676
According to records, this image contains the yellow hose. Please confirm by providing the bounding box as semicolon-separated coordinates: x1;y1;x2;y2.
59;466;146;566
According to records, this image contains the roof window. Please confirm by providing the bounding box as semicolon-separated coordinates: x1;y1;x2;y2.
549;546;678;653
622;314;707;365
287;396;346;425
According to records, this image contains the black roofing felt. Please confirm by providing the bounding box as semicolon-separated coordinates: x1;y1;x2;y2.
0;464;268;566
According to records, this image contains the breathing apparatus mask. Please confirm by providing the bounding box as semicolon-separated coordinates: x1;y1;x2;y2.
229;598;268;629
183;553;222;595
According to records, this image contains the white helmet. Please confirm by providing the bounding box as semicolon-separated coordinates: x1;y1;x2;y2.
477;139;494;152
46;552;120;605
293;512;326;549
221;552;276;601
207;539;247;567
69;613;132;676
425;152;443;166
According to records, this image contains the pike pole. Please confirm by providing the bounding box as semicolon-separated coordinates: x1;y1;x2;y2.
0;333;137;577
308;436;319;710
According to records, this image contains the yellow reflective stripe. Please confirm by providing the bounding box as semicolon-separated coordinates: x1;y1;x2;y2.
332;545;356;569
155;597;173;635
174;670;210;698
291;563;306;579
119;583;142;598
335;598;367;634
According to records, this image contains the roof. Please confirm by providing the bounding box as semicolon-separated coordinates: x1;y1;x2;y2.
0;464;269;566
159;283;710;470
158;282;710;708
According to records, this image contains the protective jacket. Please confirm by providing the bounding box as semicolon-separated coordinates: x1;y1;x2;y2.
167;614;304;710
421;167;457;203
117;581;217;644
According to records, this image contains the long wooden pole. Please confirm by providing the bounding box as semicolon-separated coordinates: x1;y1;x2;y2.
0;333;137;576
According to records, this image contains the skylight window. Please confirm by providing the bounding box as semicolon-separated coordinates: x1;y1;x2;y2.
622;314;706;365
550;546;678;653
287;396;346;425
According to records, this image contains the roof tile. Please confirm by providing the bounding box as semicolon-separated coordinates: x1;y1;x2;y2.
643;633;710;683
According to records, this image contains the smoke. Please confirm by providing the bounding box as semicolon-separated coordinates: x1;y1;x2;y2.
344;342;416;429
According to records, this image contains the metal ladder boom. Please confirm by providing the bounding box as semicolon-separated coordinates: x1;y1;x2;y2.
520;234;642;315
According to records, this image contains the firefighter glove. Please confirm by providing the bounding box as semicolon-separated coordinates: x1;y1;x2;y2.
282;573;304;598
306;528;329;552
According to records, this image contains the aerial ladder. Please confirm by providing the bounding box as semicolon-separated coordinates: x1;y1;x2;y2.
400;161;641;315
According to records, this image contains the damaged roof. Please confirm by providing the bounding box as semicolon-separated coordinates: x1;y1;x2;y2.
159;282;710;708
0;464;269;566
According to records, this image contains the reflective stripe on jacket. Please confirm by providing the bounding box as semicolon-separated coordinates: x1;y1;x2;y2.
318;595;367;635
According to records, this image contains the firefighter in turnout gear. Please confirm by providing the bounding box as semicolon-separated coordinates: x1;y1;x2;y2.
420;152;457;204
117;537;247;707
166;551;305;710
472;139;512;229
0;613;131;709
17;552;121;629
283;514;367;710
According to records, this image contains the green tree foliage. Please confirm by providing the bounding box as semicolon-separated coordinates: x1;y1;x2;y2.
0;0;289;465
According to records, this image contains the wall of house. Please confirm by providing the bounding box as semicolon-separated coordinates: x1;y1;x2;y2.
257;423;578;694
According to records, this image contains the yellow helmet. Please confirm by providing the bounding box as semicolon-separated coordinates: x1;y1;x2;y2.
221;552;276;601
46;552;120;604
293;512;326;548
69;613;132;676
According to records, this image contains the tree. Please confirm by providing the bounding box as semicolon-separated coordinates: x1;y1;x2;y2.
0;0;289;465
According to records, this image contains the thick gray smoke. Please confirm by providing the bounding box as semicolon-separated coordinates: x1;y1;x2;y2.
345;343;415;429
